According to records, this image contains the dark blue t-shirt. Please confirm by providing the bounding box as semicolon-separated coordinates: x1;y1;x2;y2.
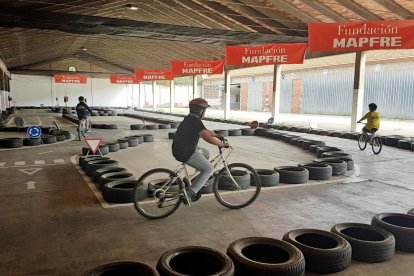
172;114;206;162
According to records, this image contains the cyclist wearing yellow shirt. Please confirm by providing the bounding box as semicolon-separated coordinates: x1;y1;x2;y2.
357;103;380;134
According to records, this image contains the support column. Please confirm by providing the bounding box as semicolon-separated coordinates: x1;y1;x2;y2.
170;80;175;113
271;64;282;118
152;80;157;111
223;68;231;120
351;51;366;132
138;82;142;109
193;75;197;98
201;81;205;98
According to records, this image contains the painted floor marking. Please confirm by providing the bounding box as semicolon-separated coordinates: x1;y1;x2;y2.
54;159;65;164
38;151;53;155
15;161;26;166
0;162;5;167
19;168;43;176
34;160;45;165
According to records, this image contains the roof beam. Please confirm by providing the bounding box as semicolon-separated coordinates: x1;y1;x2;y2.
372;0;411;19
79;51;132;73
300;0;348;22
335;0;381;20
0;7;306;45
266;0;319;23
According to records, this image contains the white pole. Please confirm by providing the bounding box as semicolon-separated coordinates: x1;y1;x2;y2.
152;80;157;111
224;68;231;120
170;79;175;113
271;64;282;118
351;51;367;132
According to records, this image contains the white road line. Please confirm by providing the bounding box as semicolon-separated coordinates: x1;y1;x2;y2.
15;161;26;166
54;159;65;164
38;151;53;155
0;162;5;167
34;160;45;165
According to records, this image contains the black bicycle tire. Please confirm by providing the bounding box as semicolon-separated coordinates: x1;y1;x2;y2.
358;134;367;150
372;137;382;155
133;168;183;219
214;163;261;209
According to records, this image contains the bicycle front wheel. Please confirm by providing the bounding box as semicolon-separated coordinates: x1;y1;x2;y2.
358;134;367;150
133;168;183;219
371;137;382;155
214;163;261;209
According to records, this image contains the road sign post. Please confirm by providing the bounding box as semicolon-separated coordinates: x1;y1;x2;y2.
84;138;103;157
27;125;42;139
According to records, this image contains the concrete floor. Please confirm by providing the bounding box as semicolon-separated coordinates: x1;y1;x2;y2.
0;109;413;275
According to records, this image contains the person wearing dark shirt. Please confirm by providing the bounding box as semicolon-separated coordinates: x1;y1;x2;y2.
76;96;93;132
172;98;229;204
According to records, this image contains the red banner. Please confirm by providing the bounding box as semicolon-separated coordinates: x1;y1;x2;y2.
308;20;414;52
225;43;307;66
134;69;173;81
109;75;139;84
54;75;87;84
171;60;224;76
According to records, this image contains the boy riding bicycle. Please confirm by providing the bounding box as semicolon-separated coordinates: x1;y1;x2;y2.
76;96;92;132
172;98;229;205
357;103;380;136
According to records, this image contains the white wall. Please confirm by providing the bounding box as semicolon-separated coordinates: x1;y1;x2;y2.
11;74;135;107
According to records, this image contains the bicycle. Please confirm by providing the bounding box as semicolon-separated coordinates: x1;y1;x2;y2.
77;118;91;141
357;122;382;155
133;140;261;219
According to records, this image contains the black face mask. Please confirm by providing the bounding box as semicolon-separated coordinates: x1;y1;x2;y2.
190;108;206;118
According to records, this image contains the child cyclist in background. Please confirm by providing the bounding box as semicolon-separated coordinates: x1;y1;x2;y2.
357;103;380;134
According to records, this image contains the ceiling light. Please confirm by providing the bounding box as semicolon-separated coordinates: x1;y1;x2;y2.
126;4;138;10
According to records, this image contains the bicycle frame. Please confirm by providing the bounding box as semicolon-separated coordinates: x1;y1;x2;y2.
155;147;233;194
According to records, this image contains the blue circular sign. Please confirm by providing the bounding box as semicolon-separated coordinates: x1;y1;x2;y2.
27;126;42;138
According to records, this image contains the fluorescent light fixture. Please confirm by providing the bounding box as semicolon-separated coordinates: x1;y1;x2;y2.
126;4;138;10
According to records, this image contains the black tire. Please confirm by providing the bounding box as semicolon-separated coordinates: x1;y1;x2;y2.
316;147;343;158
228;129;242;136
385;136;403;147
331;223;395;263
146;124;159;130
344;132;359;140
227;237;305;276
1;137;24;148
254;169;279;187
85;159;119;176
133;168;183;219
41;135;57;144
296;139;308;148
125;137;139;147
143;134;154;142
303;140;325;150
289;137;301;145
92;167;127;182
314;157;354;171
157;246;234;276
397;139;412;149
168;132;175;139
102;179;137;203
255;128;270;136
215;129;229;136
275;166;309;184
82;261;159;276
214;163;261;209
59;130;71;139
98;145;109;155
23;138;41;146
159;124;171;129
318;160;347;176
130;124;145;130
409;209;414;215
80;157;110;169
241;128;255;136
107;142;120;152
299;163;332;180
54;134;66;141
98;172;135;189
321;151;352;159
371;213;414;253
117;139;129;149
282;229;352;274
170;122;180;129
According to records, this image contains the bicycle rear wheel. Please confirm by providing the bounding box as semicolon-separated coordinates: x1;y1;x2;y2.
133;168;183;219
358;134;367;150
371;137;382;155
214;163;261;209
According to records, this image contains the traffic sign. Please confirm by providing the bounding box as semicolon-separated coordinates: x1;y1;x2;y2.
84;138;103;154
27;125;42;138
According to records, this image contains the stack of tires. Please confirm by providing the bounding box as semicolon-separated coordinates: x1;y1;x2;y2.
79;156;136;204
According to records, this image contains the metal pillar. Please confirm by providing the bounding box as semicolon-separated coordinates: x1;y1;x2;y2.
193;75;197;98
138;82;142;109
223;69;231;120
271;64;282;118
152;80;157;111
351;51;367;132
170;79;175;113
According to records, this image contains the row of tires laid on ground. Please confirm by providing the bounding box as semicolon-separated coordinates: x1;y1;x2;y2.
135;109;414;152
195;128;353;191
78;134;154;203
130;122;180;130
0;129;71;148
83;210;414;275
61;113;120;130
120;113;181;128
52;106;118;116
